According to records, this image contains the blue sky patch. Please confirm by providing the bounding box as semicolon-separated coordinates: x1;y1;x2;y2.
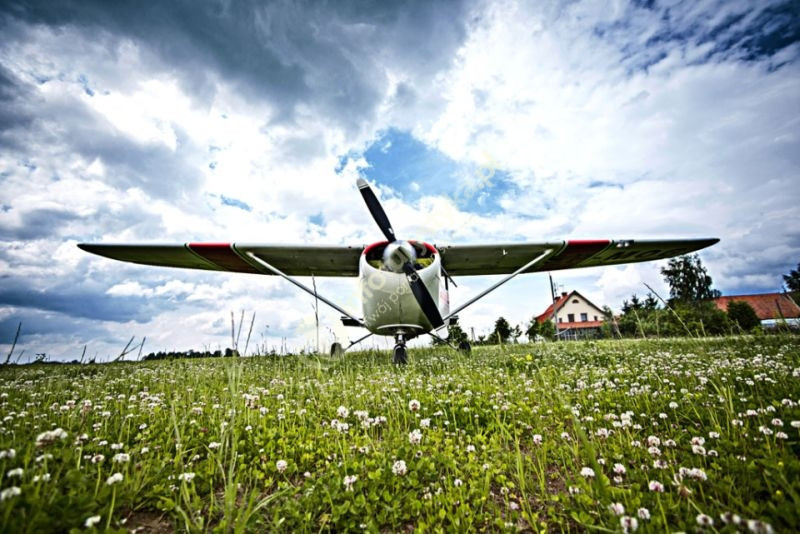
349;128;517;215
220;195;251;211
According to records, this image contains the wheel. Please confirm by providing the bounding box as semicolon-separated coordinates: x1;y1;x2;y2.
392;344;408;365
458;341;471;353
330;342;344;356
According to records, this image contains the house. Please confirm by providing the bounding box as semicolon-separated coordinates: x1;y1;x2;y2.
536;290;606;339
712;292;800;327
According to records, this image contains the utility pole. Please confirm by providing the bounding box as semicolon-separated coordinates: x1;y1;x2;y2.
549;272;560;341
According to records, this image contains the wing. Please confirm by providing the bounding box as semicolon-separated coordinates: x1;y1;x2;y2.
77;243;363;277
437;238;719;276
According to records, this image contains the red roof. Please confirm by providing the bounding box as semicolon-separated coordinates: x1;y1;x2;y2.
535;292;572;323
535;290;605;326
712;293;800;320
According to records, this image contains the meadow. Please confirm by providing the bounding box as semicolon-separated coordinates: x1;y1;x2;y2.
1;336;798;533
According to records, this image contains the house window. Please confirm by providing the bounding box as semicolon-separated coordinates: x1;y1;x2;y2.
572;299;579;304
580;313;588;322
567;313;575;322
594;315;598;321
558;317;563;323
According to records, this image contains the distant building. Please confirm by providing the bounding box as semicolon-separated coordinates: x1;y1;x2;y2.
712;292;800;327
536;290;606;339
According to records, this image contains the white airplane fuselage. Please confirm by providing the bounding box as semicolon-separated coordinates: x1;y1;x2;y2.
358;241;449;336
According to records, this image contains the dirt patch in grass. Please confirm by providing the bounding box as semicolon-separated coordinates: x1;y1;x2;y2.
123;510;174;534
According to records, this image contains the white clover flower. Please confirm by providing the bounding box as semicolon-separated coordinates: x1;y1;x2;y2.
84;515;102;528
110;443;123;450
6;468;23;478
648;480;665;493
613;463;626;475
337;406;349;418
771;418;783;427
692;445;706;456
91;454;105;464
140;447;150;454
112;453;130;463
420;418;431;428
646;435;660;447
790;420;800;428
276;460;288;473
208;442;221;450
0;486;21;501
178;472;195;482
696;513;713;526
392;460;407;476
106;472;123;486
408;429;423;445
0;449;15;460
568;485;580;495
647;446;661;457
776;431;788;439
669;401;678;409
746;519;773;533
532;434;543;445
466;444;476;453
35;428;68;447
708;431;720;439
343;474;357;491
609;502;625;515
637;508;650;520
620;515;638;532
580;467;595;478
720;512;742;525
32;473;50;482
453;478;463;487
408;399;421;412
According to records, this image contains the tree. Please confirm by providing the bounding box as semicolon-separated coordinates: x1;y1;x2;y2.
784;262;800;291
661;254;720;306
492;317;512;344
511;324;522;343
446;318;469;345
727;301;760;331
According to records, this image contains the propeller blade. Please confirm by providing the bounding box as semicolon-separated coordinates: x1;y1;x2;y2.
402;262;445;329
357;178;395;241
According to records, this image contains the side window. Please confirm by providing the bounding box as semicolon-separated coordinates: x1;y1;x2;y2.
580;313;588;322
567;313;575;322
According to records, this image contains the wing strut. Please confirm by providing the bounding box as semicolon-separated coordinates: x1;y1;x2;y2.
443;248;556;322
246;253;365;327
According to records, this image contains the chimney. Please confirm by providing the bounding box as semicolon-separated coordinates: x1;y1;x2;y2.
561;291;567;298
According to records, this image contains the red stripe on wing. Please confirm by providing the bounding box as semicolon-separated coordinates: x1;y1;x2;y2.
188;243;261;274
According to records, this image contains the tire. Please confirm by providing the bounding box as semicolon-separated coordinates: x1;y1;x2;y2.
458;341;471;353
392;344;408;365
330;342;344;357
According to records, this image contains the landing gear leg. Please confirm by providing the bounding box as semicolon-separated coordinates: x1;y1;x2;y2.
393;334;408;365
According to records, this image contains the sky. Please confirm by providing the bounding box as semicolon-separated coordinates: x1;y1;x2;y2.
1;0;798;362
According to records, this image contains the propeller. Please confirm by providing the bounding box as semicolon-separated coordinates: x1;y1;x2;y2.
357;178;444;329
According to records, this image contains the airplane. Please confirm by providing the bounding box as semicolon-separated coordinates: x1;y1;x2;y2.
79;178;718;363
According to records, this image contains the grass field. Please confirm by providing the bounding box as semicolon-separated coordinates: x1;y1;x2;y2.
1;336;798;532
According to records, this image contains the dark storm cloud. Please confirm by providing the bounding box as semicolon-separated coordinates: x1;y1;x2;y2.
1;0;470;132
592;0;800;73
0;277;158;322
